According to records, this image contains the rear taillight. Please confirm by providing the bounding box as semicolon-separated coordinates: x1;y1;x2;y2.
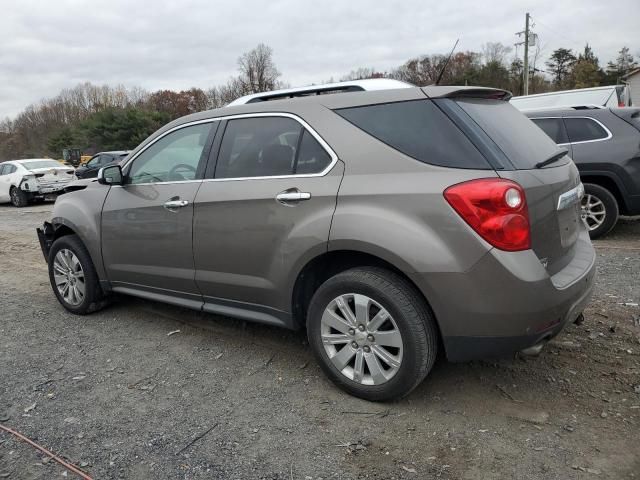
444;178;531;251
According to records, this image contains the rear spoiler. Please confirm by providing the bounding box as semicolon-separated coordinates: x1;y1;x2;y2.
422;86;512;101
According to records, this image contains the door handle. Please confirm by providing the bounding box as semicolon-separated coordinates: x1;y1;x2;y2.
163;199;189;210
276;190;311;205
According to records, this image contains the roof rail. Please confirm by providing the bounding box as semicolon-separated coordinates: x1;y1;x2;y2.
227;79;413;106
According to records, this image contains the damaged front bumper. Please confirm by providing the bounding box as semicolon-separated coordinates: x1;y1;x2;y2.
36;221;55;260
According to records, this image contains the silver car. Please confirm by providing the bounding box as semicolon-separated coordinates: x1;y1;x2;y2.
37;84;596;400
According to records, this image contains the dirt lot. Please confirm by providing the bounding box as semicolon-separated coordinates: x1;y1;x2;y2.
0;202;639;480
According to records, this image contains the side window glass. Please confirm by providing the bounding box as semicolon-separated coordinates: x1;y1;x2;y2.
215;117;301;179
564;118;609;143
295;130;332;174
6;165;16;174
127;123;213;184
531;118;568;144
0;165;6;176
87;156;100;166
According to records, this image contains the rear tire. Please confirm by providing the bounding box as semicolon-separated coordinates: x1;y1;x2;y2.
307;267;438;401
582;183;618;239
48;235;107;315
10;187;29;207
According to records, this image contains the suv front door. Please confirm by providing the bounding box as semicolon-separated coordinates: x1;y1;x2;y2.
192;114;343;325
101;121;217;308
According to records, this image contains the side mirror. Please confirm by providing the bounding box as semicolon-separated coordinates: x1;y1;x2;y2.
97;165;123;185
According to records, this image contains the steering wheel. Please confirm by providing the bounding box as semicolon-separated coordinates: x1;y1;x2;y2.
168;163;197;181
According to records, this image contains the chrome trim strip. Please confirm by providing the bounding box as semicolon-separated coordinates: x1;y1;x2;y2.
557;182;584;211
120;112;338;185
529;115;613;145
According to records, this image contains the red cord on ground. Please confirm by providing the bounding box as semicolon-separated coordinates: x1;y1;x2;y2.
0;424;93;480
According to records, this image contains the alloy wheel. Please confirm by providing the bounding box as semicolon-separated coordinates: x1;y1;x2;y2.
581;194;606;231
320;293;403;385
53;249;86;306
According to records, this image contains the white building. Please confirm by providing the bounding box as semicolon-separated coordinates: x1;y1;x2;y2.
622;68;640;106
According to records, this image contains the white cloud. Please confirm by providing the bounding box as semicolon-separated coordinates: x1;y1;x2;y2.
0;0;637;117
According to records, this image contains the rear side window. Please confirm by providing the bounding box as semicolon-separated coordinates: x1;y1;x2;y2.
295;130;332;174
335;100;490;169
215;116;332;178
456;99;562;169
531;118;569;144
564;117;609;143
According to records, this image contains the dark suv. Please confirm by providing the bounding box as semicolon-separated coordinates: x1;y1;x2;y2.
74;151;129;179
524;107;640;238
38;85;595;401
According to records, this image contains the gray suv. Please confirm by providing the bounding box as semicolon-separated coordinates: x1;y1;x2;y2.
524;106;640;238
37;86;596;401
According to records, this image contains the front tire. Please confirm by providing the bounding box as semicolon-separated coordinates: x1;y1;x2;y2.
307;267;438;401
581;183;618;239
48;235;106;314
10;187;29;207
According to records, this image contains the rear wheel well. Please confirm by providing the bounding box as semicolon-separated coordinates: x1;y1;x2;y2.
580;175;627;215
292;250;441;337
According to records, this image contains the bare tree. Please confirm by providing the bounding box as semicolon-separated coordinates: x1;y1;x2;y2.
237;43;281;94
482;42;512;66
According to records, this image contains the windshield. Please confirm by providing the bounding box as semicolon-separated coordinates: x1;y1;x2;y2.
20;160;63;170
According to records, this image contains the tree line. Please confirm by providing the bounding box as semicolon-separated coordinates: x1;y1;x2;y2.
0;42;636;161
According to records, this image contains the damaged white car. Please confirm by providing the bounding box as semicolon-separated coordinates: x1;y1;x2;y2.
0;159;75;207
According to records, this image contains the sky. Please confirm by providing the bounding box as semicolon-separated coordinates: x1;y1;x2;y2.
0;0;638;118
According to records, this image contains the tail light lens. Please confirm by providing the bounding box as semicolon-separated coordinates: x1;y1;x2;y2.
444;178;531;251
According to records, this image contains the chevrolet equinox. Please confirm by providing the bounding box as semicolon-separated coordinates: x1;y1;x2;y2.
37;85;596;401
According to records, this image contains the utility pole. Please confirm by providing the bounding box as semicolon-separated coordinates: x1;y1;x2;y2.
523;12;530;95
516;12;532;95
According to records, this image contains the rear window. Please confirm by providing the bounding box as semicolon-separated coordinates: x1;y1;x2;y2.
19;160;61;170
455;99;564;169
564;117;610;143
335;100;491;169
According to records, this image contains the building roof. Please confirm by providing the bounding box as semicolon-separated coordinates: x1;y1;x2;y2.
622;67;640;80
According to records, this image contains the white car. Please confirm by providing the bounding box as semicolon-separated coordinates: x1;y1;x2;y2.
0;159;75;207
511;85;631;110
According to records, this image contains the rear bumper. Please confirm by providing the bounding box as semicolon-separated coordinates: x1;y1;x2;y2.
409;229;596;362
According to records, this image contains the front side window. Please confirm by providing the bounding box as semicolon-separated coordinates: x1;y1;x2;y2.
86;155;101;167
564;117;609;143
531;118;569;144
127;123;213;184
0;165;6;176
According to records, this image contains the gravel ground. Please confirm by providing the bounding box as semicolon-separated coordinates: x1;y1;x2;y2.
1;202;639;480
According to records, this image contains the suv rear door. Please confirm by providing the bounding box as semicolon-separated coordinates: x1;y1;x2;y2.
192;114;343;324
101;122;217;308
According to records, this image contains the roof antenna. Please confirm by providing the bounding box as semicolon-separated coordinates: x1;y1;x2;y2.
435;39;459;85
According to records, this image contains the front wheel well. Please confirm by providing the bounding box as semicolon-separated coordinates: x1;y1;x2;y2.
291;250;441;337
53;224;76;241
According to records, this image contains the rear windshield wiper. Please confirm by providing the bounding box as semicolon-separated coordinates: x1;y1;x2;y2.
535;148;568;169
